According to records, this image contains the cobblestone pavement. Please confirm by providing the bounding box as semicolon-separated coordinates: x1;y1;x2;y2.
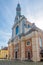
0;60;43;65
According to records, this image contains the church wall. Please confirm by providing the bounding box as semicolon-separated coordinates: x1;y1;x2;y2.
14;42;21;59
24;28;31;33
21;37;25;60
32;31;40;62
8;30;43;61
19;18;26;34
8;43;14;60
8;44;10;59
25;39;32;60
19;21;22;34
38;31;43;48
16;42;21;59
12;28;15;39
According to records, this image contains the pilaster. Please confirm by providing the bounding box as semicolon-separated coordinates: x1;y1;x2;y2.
21;36;25;60
32;31;40;62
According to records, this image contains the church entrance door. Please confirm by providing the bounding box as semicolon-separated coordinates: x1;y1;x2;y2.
15;51;17;59
28;52;30;59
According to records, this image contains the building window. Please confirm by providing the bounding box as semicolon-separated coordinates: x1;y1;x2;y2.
28;25;30;28
41;54;43;57
16;25;19;35
26;41;30;45
39;37;42;47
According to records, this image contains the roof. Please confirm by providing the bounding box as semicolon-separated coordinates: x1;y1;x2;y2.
1;47;8;50
11;24;42;42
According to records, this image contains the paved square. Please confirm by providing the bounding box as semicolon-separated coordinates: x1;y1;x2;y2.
0;60;43;65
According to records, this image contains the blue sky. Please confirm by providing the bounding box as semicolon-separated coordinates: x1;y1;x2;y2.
0;0;43;49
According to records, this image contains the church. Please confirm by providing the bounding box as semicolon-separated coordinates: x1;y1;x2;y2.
8;3;43;62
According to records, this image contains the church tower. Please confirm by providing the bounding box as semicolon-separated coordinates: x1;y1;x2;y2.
15;3;21;22
16;3;21;17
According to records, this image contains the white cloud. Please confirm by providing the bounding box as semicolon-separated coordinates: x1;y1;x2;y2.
24;2;43;30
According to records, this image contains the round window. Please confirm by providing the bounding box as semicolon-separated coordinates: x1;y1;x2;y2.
26;41;30;45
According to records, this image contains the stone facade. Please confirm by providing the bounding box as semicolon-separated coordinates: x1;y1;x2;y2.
8;3;43;62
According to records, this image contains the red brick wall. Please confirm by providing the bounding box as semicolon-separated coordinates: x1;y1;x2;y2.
25;39;32;59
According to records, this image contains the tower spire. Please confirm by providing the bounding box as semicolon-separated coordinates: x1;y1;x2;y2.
16;2;21;17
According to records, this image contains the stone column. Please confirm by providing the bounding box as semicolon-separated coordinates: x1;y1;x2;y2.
8;44;10;59
14;44;15;59
18;42;21;60
21;37;25;60
9;43;14;60
11;43;14;59
32;31;40;62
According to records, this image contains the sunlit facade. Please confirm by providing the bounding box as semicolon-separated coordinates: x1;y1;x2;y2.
0;47;8;59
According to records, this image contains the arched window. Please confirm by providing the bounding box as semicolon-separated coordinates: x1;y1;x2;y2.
28;25;30;28
16;26;19;35
39;37;42;47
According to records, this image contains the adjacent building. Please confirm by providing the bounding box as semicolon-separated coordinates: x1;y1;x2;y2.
0;47;8;59
8;3;43;62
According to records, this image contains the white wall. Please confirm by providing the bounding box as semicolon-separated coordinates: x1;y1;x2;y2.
12;17;31;39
